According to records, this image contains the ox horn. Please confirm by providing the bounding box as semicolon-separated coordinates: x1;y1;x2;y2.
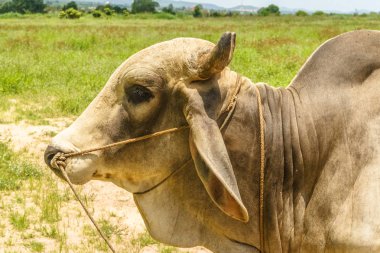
196;32;236;80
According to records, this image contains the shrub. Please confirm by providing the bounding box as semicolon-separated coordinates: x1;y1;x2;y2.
211;11;222;17
59;8;81;19
295;10;308;16
58;10;66;18
103;7;114;16
92;10;102;18
313;10;325;16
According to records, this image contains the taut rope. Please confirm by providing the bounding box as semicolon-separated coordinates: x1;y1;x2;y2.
50;78;266;252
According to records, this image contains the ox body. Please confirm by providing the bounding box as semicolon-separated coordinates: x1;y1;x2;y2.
45;30;380;253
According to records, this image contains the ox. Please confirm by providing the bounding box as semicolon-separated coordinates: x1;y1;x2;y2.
45;31;380;253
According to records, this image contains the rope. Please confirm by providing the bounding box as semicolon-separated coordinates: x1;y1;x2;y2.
254;85;265;253
50;77;243;252
56;161;116;253
64;126;190;158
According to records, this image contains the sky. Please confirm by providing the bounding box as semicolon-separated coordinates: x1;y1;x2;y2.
184;0;380;12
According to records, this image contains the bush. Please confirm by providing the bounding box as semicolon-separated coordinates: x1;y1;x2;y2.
295;10;308;16
58;10;66;18
313;10;325;16
59;8;81;19
210;10;222;17
103;7;114;16
92;10;102;18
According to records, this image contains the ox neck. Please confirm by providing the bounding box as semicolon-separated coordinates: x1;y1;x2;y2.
255;83;319;252
225;78;320;252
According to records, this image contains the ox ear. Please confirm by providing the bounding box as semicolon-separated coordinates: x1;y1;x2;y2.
184;98;249;222
196;32;236;80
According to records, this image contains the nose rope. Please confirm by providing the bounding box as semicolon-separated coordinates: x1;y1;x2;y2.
50;78;268;252
64;126;190;158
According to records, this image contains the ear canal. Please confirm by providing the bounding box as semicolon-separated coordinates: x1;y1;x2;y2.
197;31;236;80
185;102;249;222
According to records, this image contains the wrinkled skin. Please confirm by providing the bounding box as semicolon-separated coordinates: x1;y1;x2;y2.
45;31;380;252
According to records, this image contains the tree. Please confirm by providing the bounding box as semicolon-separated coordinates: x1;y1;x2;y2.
63;1;78;11
131;0;159;13
113;5;125;14
258;4;280;16
162;3;175;15
267;4;280;14
193;4;202;17
0;0;46;14
0;2;14;13
295;10;308;16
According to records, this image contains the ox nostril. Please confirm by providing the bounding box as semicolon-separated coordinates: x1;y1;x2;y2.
44;145;62;167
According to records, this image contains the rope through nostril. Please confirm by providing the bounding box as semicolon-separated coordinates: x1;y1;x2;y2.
50;152;66;169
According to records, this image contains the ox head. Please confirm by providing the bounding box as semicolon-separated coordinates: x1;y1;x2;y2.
45;32;249;222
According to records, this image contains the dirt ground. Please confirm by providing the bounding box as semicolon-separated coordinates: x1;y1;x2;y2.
0;119;210;253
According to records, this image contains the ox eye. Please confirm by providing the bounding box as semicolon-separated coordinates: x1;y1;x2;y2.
126;85;154;105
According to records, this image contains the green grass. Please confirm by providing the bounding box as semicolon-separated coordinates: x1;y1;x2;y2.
1;14;380;123
39;224;59;239
10;210;29;231
39;190;62;223
0;142;42;190
26;241;45;252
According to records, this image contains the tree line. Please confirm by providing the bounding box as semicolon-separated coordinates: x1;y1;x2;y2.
0;0;371;18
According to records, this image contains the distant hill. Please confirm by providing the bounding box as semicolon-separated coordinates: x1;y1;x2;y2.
229;5;258;13
157;0;224;10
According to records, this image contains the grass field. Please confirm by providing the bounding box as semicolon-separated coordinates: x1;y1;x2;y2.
1;14;380;252
2;14;380;123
